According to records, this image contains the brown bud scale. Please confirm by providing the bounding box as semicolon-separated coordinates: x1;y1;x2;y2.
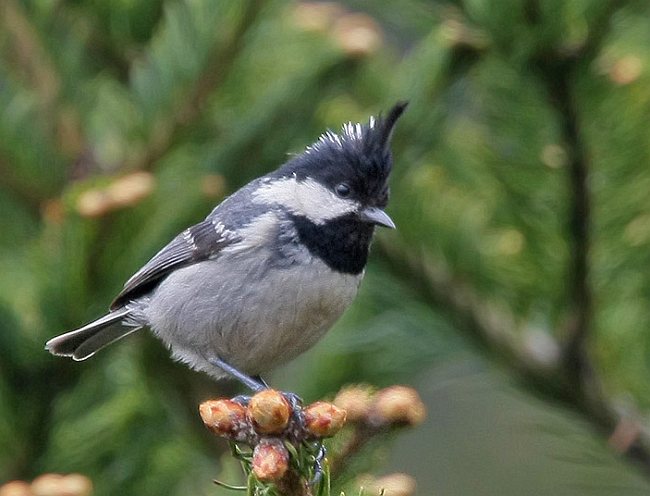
333;385;374;422
0;481;32;496
252;439;289;482
30;473;92;496
199;399;248;439
247;390;291;435
371;386;426;427
304;401;347;438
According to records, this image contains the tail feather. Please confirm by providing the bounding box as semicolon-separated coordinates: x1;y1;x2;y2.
45;308;142;361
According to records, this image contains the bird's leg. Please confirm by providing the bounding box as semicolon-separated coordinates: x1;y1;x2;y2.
208;357;267;393
231;377;270;405
252;375;270;389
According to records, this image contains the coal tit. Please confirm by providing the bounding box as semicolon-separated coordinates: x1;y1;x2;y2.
46;102;407;390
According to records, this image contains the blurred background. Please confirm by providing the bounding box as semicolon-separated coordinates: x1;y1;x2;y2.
2;0;650;494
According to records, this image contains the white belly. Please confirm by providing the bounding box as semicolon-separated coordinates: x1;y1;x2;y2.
143;249;362;379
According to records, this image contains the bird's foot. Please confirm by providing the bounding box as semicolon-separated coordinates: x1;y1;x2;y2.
309;443;327;486
281;391;303;411
200;387;345;489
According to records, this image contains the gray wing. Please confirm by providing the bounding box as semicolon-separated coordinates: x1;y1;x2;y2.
110;219;237;309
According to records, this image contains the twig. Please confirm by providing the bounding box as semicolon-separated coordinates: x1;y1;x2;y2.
537;54;595;395
275;468;312;496
328;425;382;477
530;0;625;395
530;0;623;438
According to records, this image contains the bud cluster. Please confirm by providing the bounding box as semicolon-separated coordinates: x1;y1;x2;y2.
334;385;426;428
0;474;92;496
199;389;346;482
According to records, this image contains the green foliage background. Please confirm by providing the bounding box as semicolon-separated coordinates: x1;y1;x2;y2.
2;0;650;494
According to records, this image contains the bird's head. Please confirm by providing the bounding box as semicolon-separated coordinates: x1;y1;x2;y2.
257;102;407;229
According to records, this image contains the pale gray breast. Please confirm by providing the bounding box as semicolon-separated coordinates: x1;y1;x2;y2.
143;212;362;375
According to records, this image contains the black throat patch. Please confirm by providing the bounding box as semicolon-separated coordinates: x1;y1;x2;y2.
290;214;374;275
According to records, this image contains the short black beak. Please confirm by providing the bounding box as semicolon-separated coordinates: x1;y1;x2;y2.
358;206;396;229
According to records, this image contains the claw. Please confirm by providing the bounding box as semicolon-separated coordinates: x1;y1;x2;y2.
282;391;303;411
282;391;306;440
309;444;327;486
231;394;251;406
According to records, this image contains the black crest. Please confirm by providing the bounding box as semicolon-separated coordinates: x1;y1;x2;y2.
278;102;408;205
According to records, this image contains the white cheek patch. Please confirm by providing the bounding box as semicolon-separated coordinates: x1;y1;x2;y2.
252;177;358;224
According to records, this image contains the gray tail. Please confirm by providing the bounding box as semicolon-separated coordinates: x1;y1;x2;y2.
45;308;142;361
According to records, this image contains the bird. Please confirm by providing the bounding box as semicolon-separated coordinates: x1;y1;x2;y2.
46;102;407;392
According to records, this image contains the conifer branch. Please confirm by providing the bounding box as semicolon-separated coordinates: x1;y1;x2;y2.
377;238;650;476
129;0;266;172
380;0;650;477
0;0;87;176
531;0;623;395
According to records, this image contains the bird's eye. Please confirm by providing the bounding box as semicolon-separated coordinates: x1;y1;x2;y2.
335;183;351;198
